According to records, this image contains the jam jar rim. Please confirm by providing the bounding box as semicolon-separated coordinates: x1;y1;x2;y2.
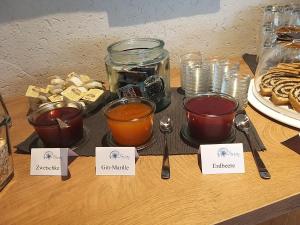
106;38;167;66
183;92;239;117
27;101;83;127
103;97;156;122
107;38;164;54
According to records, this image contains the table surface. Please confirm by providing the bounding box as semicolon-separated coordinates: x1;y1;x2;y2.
1;59;300;225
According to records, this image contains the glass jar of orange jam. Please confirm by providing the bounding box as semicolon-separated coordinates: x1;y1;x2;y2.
103;98;156;146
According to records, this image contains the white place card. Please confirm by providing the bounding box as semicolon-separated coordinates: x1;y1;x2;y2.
200;143;245;174
96;147;136;176
30;148;68;176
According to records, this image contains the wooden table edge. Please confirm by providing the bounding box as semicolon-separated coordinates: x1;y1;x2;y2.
216;194;300;225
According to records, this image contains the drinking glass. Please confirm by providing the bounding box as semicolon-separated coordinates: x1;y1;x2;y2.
183;63;211;97
288;5;300;27
283;4;294;26
221;73;251;110
257;24;277;61
180;52;202;93
207;58;226;93
213;60;240;91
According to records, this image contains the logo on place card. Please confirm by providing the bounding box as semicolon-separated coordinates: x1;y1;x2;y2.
217;147;240;158
109;150;130;160
43;151;63;160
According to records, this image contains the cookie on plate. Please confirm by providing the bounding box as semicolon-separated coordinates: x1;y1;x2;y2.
271;80;300;105
289;85;300;112
259;72;299;96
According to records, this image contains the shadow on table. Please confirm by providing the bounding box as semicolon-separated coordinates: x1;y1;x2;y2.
197;153;203;173
61;156;77;181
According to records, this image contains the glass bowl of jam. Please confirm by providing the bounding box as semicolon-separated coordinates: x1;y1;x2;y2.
183;93;238;142
103;97;156;147
27;101;84;148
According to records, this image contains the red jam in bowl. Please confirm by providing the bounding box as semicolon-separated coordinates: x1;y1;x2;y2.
184;94;238;142
28;103;83;148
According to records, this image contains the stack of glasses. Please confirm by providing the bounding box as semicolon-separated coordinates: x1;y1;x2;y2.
257;4;300;62
180;54;251;110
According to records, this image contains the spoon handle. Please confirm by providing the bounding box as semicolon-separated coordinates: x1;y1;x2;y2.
161;134;170;179
245;132;271;179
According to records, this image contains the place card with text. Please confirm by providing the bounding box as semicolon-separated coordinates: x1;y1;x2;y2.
200;143;245;174
30;148;68;176
96;147;136;176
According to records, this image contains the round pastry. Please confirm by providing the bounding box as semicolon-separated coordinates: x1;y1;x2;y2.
259;72;299;96
271;79;300;105
289;85;300;112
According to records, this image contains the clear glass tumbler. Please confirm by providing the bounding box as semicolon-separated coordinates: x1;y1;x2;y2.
221;73;251;110
209;59;240;93
288;5;300;27
183;63;210;97
180;52;202;93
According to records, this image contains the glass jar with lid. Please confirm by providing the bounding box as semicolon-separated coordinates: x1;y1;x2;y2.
105;38;170;112
0;94;14;191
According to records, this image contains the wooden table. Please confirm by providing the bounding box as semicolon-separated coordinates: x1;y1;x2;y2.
1;59;300;225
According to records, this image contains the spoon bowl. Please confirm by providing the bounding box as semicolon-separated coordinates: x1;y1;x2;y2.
159;116;173;134
235;113;251;133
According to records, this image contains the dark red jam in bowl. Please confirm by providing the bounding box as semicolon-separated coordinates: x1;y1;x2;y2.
28;103;83;148
184;94;238;142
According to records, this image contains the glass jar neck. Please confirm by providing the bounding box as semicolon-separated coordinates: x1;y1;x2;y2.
106;38;166;66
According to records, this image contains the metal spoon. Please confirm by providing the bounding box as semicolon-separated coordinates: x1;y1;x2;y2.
235;113;271;179
159;116;173;179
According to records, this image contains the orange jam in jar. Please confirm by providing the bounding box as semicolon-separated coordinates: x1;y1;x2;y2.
104;98;155;146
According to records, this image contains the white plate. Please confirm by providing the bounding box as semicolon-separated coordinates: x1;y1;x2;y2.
248;79;300;129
